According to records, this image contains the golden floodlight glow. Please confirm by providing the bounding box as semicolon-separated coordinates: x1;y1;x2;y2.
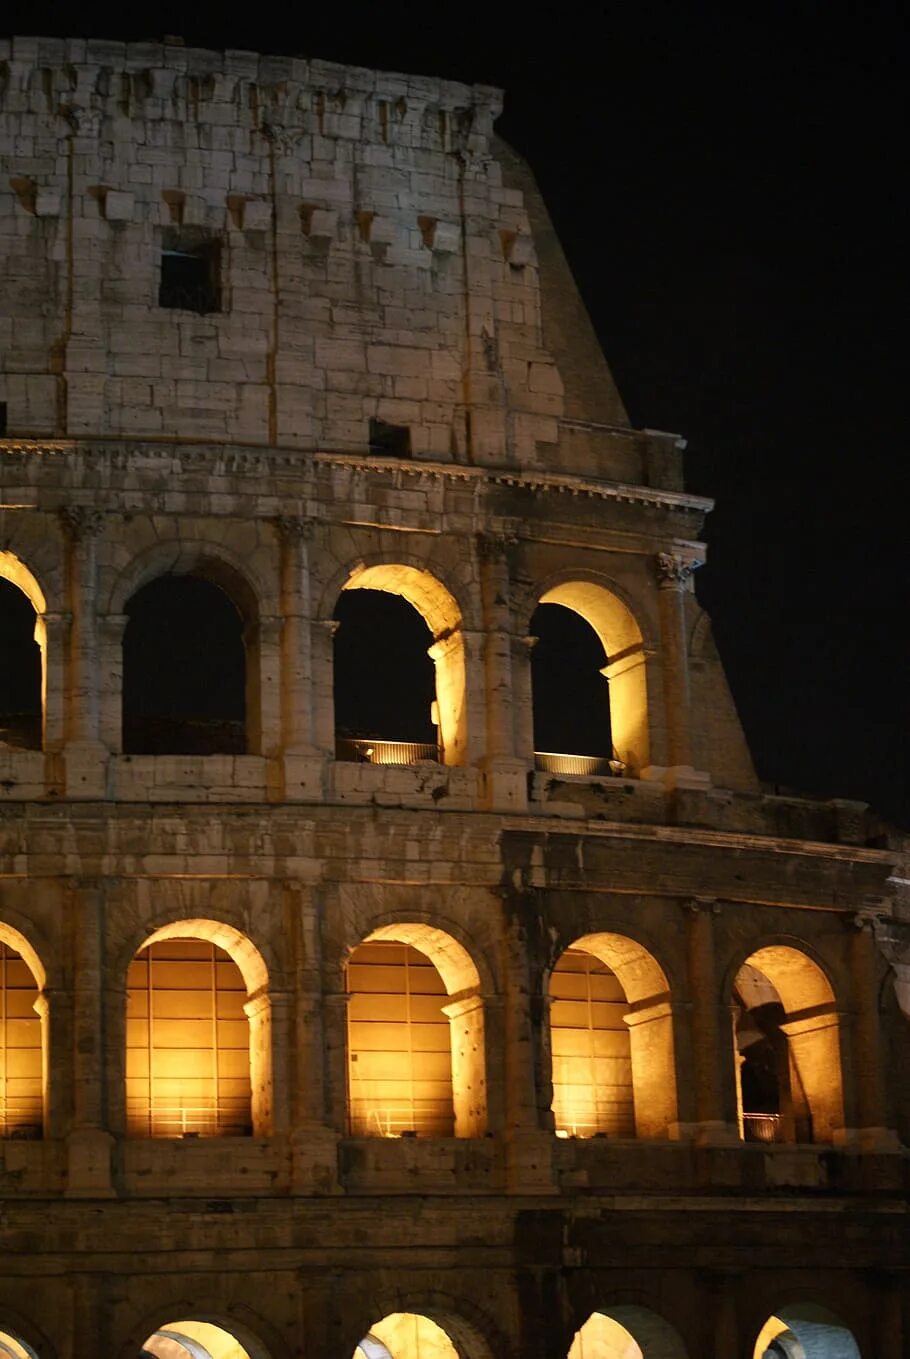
0;1328;39;1359
358;1313;460;1359
141;1320;253;1359
752;1317;803;1359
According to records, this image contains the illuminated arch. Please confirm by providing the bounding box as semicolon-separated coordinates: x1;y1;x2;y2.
569;1306;689;1359
0;920;47;1140
353;1305;497;1359
334;561;469;766
0;550;48;752
347;923;486;1138
0;1327;40;1359
550;933;678;1139
126;920;271;1138
532;577;649;774
732;944;844;1144
752;1304;861;1359
137;1316;272;1359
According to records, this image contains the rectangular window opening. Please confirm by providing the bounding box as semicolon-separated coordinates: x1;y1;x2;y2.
368;417;412;459
159;231;222;314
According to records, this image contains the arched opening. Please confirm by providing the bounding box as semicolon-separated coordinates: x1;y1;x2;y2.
346;924;486;1138
550;934;677;1139
122;574;249;755
0;553;46;752
0;926;45;1140
569;1306;689;1358
753;1304;861;1358
126;921;271;1138
532;580;648;776
139;1318;264;1359
354;1314;460;1359
334;591;437;759
0;1326;39;1359
333;563;467;767
733;948;844;1144
530;603;614;773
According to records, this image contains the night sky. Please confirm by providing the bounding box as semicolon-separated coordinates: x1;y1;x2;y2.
6;3;906;822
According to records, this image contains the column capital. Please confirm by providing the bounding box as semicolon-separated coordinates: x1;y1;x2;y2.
274;514;314;543
476;530;518;563
655;550;703;590
59;505;104;541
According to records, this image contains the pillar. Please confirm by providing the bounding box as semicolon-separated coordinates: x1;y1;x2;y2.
36;609;69;752
59;505;106;797
685;899;739;1144
275;516;315;753
501;891;554;1189
848;919;899;1149
477;531;528;810
442;991;487;1137
654;550;709;788
65;876;114;1196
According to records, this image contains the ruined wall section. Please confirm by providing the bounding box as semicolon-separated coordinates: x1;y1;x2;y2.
0;36;652;477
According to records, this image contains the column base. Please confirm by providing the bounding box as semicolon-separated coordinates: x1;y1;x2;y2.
290;1126;341;1194
691;1120;741;1147
65;1127;116;1197
833;1126;903;1152
274;751;328;802
480;757;529;812
62;741;108;799
504;1129;557;1193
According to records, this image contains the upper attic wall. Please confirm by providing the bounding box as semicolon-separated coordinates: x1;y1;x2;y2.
0;36;663;484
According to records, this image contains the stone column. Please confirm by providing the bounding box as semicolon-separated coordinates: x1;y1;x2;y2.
477;531;528;810
685;899;738;1144
441;991;487;1137
283;883;338;1190
654;551;708;789
848;919;898;1149
501;893;553;1189
59;505;107;797
275;516;315;753
65;877;114;1196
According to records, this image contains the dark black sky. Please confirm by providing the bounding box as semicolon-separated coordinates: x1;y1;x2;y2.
7;2;907;821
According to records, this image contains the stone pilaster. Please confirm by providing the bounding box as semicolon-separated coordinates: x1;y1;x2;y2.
847;918;900;1149
59;505;107;797
685;899;739;1144
477;531;528;810
65;876;114;1196
654;550;709;789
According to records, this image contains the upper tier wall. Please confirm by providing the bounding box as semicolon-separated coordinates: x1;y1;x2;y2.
0;37;654;481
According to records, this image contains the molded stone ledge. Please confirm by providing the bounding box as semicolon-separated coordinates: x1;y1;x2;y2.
119;1135;291;1194
109;753;269;802
329;759;479;810
339;1135;505;1193
0;749;48;799
0;1137;66;1195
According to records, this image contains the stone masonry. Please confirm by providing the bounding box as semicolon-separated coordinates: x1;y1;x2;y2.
0;35;908;1359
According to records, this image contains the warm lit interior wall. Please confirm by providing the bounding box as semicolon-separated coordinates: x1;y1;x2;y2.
341;564;468;766
538;581;648;773
362;1313;460;1359
126;940;252;1138
569;1308;689;1359
550;949;634;1137
0;941;42;1137
143;1322;252;1359
741;947;844;1143
557;933;678;1138
756;1305;860;1359
347;941;454;1137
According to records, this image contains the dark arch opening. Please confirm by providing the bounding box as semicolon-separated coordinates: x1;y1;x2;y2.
530;602;612;762
333;589;437;760
122;576;246;755
0;578;41;751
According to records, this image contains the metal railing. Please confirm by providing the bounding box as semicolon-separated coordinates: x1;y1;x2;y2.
336;738;439;766
125;1102;251;1139
0;1094;42;1139
742;1112;785;1143
534;752;623;777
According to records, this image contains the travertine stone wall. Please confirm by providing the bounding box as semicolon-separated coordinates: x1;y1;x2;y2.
1;37;908;1359
0;36;650;479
